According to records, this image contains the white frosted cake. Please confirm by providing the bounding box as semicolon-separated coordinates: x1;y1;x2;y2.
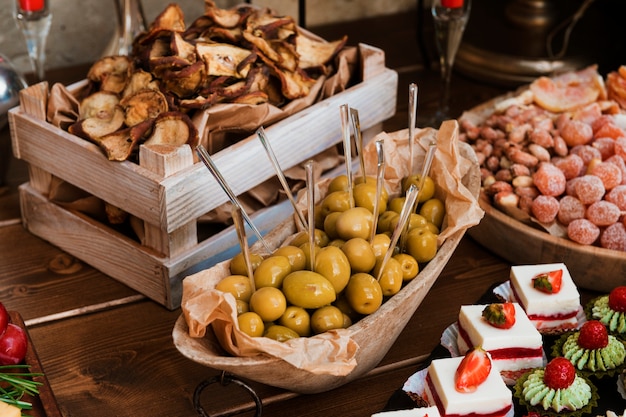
509;263;581;332
423;356;512;417
371;406;441;417
457;303;543;376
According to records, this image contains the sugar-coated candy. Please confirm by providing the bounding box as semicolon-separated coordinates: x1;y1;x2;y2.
553;154;584;180
591;161;622;190
570;144;602;165
557;195;586;225
532;162;566;197
567;218;600;245
600;222;626;251
605;184;626;210
561;120;593;147
573;175;605;205
586;200;621;226
531;195;560;223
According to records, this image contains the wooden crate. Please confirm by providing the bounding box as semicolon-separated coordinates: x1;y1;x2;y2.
9;44;398;309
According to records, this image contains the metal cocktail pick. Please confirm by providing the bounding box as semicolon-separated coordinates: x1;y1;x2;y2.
256;127;308;231
408;83;418;176
305;160;316;272
376;184;419;282
195;144;272;254
350;107;366;184
370;139;385;243
340;104;354;208
232;206;256;292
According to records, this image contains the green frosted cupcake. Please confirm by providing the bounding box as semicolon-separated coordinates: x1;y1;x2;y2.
514;357;598;417
586;286;626;338
552;320;626;379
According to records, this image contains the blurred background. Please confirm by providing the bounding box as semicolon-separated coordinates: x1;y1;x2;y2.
0;0;416;75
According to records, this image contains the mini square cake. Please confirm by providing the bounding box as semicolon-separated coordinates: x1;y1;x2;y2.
423;356;512;417
457;303;543;377
371;406;441;417
509;263;581;332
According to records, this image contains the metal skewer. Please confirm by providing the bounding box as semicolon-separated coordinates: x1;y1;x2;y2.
305;160;316;272
340;104;354;207
196;144;272;253
408;83;418;176
232;207;256;292
377;184;419;282
256;127;308;231
370;139;385;243
350;107;366;184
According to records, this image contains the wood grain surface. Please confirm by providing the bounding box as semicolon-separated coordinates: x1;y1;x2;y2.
0;10;607;417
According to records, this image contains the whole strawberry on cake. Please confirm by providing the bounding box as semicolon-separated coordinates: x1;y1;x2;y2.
552;320;626;378
586;286;626;338
514;357;598;417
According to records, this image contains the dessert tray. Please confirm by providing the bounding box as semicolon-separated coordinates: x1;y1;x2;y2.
381;283;626;416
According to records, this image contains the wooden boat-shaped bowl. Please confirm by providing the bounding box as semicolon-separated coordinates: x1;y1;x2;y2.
172;132;481;394
469;195;626;294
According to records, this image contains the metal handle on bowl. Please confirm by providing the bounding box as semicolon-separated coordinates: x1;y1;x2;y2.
193;371;263;417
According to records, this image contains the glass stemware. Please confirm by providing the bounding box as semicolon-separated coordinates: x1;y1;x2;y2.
13;0;52;82
102;0;147;57
430;0;471;126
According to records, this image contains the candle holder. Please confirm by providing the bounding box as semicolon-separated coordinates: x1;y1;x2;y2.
13;0;52;82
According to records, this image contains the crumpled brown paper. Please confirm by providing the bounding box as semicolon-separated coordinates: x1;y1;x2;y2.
180;120;483;376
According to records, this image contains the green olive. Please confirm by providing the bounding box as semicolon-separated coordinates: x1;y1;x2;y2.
393;253;419;281
388;197;405;214
314;245;351;293
320;190;354;217
370;233;391;262
323;211;343;240
353;182;387;215
335;207;373;241
419;198;445;229
279;306;311;337
263;324;300;342
345;273;383;315
273;245;307;272
236;300;250;315
237;312;264;337
282;270;336;309
253;255;292;288
405;227;438;263
373;257;403;296
333;293;361;322
407;213;430;232
290;229;329;248
249;286;287;322
341;237;376;273
328;175;350;193
299;242;321;270
230;252;263;276
311;305;345;334
377;211;399;234
327;238;346;248
215;275;253;302
402;174;436;202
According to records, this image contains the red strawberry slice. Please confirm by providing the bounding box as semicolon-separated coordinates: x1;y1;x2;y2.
442;0;464;7
532;269;563;294
455;347;491;393
608;286;626;312
482;302;516;329
543;357;575;389
578;320;609;349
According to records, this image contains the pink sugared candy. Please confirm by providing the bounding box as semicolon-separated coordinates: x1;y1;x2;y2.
557;195;586;225
568;218;600;245
533;163;566;196
531;195;560;223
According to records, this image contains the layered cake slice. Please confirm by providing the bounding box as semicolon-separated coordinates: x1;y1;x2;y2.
456;303;543;381
509;263;581;332
423;349;512;417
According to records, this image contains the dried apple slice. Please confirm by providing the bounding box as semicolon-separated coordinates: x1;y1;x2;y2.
120;89;169;127
122;69;160;98
143;112;199;149
97;119;153;161
296;34;347;70
69;106;125;143
203;1;254;28
78;91;120;120
87;56;133;94
196;43;253;78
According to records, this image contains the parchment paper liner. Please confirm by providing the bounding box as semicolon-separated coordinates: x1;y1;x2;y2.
179;120;484;376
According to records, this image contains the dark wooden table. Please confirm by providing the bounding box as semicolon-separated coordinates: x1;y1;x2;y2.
0;11;604;417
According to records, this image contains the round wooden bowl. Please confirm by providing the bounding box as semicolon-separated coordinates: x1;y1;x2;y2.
468;195;626;294
172;132;482;394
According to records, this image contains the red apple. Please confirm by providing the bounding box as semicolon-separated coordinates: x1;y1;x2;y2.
0;323;28;365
